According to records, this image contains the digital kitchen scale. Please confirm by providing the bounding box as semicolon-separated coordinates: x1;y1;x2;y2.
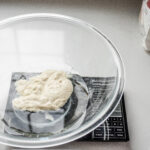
3;73;129;142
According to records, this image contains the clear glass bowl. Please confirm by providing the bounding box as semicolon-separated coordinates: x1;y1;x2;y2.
0;13;124;148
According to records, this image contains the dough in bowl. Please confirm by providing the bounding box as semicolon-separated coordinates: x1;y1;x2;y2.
12;70;73;112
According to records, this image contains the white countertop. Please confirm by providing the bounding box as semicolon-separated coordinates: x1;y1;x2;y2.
0;0;149;150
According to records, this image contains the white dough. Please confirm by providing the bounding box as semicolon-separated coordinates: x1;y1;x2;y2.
12;70;73;112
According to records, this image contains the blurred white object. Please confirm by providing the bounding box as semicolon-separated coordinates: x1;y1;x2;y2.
140;0;150;51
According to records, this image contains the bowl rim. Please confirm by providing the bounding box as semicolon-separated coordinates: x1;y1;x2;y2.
0;13;125;148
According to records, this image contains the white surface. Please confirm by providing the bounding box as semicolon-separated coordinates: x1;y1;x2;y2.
0;0;148;150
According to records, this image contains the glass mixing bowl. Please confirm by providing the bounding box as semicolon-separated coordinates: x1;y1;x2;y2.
0;13;124;148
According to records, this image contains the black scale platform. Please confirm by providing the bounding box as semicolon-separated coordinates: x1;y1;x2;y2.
3;73;129;142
